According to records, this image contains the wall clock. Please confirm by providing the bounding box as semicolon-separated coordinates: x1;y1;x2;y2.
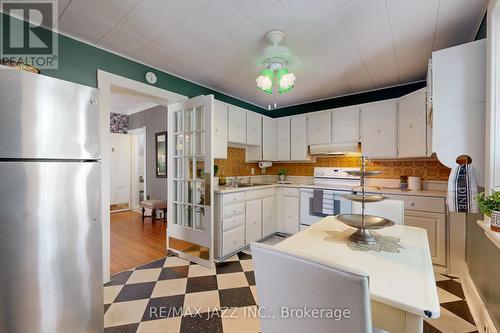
145;71;157;84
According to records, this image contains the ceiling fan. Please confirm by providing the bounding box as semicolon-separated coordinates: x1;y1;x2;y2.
256;30;297;95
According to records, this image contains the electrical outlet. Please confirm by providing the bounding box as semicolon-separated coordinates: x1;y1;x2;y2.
251;168;255;175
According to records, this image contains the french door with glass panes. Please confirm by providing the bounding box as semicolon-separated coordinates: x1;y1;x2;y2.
167;95;214;267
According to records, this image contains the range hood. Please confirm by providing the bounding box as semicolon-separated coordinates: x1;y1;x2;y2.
309;142;361;155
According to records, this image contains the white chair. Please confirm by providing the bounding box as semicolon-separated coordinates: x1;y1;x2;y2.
251;242;383;333
352;199;405;225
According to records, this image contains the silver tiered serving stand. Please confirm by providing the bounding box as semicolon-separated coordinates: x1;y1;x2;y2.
337;156;395;245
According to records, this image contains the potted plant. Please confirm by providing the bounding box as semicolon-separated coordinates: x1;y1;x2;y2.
477;191;500;232
213;165;219;188
278;168;288;183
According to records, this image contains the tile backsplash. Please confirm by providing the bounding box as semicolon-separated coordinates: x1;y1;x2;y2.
215;147;451;181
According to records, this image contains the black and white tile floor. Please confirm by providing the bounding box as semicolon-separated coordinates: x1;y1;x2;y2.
104;253;479;333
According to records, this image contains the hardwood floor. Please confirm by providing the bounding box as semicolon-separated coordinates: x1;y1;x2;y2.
110;211;166;275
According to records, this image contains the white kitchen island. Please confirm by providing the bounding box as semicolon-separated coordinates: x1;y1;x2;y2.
275;216;440;333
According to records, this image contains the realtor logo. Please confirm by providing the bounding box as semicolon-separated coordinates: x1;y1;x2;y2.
0;0;58;69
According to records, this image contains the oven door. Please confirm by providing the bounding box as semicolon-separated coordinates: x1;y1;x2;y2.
299;188;352;227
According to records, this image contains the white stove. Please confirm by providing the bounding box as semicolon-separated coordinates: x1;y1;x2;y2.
299;167;361;230
313;167;361;190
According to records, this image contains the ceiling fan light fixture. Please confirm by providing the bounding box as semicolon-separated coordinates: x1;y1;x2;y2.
256;68;274;94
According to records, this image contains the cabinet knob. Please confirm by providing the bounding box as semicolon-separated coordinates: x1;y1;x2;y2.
377;129;381;134
410;202;415;207
409;124;413;129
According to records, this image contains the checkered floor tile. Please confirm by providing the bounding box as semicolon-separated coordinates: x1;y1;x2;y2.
104;253;478;333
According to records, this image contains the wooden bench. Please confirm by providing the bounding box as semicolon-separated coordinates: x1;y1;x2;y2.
140;200;167;224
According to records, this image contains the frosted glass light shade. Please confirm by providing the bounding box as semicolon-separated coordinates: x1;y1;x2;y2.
256;69;274;94
277;68;295;94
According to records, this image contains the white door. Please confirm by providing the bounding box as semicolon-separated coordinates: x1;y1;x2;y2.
283;196;299;234
245;199;262;243
213;100;228;159
276;117;291;161
110;133;131;210
398;88;427;158
228;105;246;144
167;95;214;267
307;111;331;145
332;106;360;143
262;196;277;237
405;211;446;266
262;116;276;161
290;115;308;161
360;101;397;158
246;111;262;146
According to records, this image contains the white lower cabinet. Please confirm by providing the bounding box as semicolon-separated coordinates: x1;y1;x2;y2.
216;189;277;259
262;196;277;237
404;211;446;266
222;225;245;256
245;199;262;243
283;192;299;234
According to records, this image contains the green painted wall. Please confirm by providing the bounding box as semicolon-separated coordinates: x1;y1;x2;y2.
0;12;266;115
475;13;487;41
2;12;426;118
272;81;426;117
466;216;500;329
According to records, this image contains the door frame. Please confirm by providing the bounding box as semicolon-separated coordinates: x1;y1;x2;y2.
98;70;187;283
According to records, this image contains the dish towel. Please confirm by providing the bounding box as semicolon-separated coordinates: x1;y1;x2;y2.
447;163;478;213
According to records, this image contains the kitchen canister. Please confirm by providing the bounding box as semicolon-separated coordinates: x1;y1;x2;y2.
408;176;421;191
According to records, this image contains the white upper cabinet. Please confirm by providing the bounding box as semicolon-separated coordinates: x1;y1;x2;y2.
332;106;360;143
262;116;276;161
307;111;331;145
360;100;397;158
276;117;291;161
246;111;262;146
431;40;486;186
214;100;228;159
228;105;246;144
290;115;309;161
398;88;427;158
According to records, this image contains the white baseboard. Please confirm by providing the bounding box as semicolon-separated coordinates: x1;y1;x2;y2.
460;267;498;333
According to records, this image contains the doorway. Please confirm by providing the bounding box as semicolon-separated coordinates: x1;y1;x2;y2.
98;71;187;281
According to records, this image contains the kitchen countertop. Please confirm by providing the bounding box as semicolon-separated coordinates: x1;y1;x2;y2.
215;182;447;198
275;216;441;319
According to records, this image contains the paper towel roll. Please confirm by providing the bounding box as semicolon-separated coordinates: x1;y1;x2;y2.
408;176;421;191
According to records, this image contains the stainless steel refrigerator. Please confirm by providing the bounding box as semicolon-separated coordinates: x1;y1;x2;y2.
0;68;103;332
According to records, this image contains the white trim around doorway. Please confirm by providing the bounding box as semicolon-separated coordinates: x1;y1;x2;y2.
98;70;187;283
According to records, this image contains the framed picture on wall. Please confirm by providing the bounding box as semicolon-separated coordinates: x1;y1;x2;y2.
156;131;167;178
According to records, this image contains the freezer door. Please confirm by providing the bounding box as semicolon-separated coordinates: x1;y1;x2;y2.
0;68;99;159
0;162;103;333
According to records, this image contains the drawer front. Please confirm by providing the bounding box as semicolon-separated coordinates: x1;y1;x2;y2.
222;203;245;218
223;225;245;256
223;192;246;205
222;214;245;232
386;195;445;213
283;187;299;197
246;188;276;201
